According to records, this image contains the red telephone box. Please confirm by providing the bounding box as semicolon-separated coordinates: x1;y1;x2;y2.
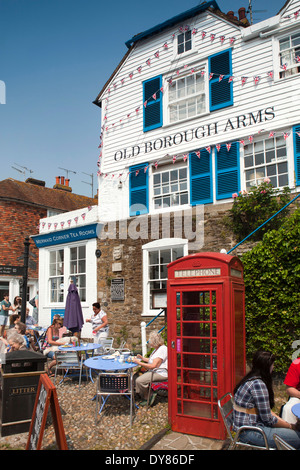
167;252;245;440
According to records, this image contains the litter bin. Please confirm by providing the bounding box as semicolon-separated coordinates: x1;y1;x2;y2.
0;349;47;436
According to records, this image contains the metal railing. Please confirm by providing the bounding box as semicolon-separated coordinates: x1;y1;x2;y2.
227;192;300;255
140;308;166;356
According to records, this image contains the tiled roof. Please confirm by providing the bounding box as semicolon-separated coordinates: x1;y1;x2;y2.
0;178;97;212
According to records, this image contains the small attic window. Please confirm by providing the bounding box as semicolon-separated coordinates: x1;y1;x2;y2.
178;29;192;54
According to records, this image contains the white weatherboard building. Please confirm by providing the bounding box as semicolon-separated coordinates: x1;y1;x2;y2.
33;0;300;339
95;0;300;222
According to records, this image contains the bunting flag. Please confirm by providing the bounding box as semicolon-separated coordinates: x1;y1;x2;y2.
241;76;247;86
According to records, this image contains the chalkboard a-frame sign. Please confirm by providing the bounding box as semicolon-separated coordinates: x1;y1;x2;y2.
26;373;68;450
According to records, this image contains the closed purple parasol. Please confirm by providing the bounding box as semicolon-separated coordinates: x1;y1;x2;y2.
64;282;84;332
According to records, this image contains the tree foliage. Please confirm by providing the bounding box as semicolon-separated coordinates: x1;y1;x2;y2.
241;208;300;373
227;180;291;242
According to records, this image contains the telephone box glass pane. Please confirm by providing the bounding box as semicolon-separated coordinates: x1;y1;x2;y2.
183;402;211;418
182;306;210;321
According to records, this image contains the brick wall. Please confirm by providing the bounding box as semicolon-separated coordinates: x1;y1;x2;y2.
0;201;45;278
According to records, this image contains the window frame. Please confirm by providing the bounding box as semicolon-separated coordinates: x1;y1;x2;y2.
243;134;289;190
49;248;64;304
177;28;192;55
278;32;300;79
48;243;87;305
167;66;208;125
151;161;189;211
70;245;87;302
142;238;188;316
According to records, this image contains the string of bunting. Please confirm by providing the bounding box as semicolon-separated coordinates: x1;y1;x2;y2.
99;63;276;140
38;206;94;231
102;7;300;99
96;8;300;175
97;128;299;180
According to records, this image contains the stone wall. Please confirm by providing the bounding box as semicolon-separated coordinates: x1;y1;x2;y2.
95;202;253;349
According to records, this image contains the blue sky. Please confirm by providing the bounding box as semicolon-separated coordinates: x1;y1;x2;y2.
0;0;286;197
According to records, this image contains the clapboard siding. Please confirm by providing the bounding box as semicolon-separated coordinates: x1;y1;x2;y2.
97;0;300;220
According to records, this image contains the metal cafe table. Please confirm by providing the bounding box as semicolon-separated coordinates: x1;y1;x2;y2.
84;356;137;425
292;403;300;419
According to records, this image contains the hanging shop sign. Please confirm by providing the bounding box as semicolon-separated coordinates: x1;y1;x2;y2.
0;265;24;276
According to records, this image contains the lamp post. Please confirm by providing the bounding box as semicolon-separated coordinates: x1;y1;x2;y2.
21;236;30;323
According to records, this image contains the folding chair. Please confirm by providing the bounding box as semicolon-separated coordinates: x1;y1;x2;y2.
218;392;276;450
95;371;135;426
33;328;47;352
146;371;168;409
54;350;89;389
273;434;296;450
98;337;114;354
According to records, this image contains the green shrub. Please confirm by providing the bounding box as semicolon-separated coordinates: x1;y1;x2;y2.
227;179;291;241
242;208;300;373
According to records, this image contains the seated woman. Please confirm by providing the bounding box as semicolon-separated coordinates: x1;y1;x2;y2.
0;331;27;353
233;350;300;449
7;332;27;352
133;330;167;406
42;318;68;375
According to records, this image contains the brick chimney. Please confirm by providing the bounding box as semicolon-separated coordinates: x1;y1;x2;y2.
238;7;249;25
53;176;72;192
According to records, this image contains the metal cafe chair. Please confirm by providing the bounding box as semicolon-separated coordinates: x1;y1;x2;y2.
273;433;296;450
95;371;135;426
97;337;114;354
146;371;168;409
54;350;88;389
218;392;276;450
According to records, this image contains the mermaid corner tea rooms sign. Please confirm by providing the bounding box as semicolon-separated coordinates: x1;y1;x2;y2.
31;223;103;248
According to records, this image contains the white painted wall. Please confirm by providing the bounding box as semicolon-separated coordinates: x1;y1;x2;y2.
36;205;99;338
96;0;300;222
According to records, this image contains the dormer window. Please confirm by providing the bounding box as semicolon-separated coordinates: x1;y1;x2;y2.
178;29;192;54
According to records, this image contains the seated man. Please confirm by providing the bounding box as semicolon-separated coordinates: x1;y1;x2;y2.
282;358;300;424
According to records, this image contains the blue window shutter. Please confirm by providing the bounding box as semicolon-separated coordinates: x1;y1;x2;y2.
294;124;300;186
189;148;212;205
209;49;233;111
143;76;162;132
216;142;240;200
129;164;149;216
